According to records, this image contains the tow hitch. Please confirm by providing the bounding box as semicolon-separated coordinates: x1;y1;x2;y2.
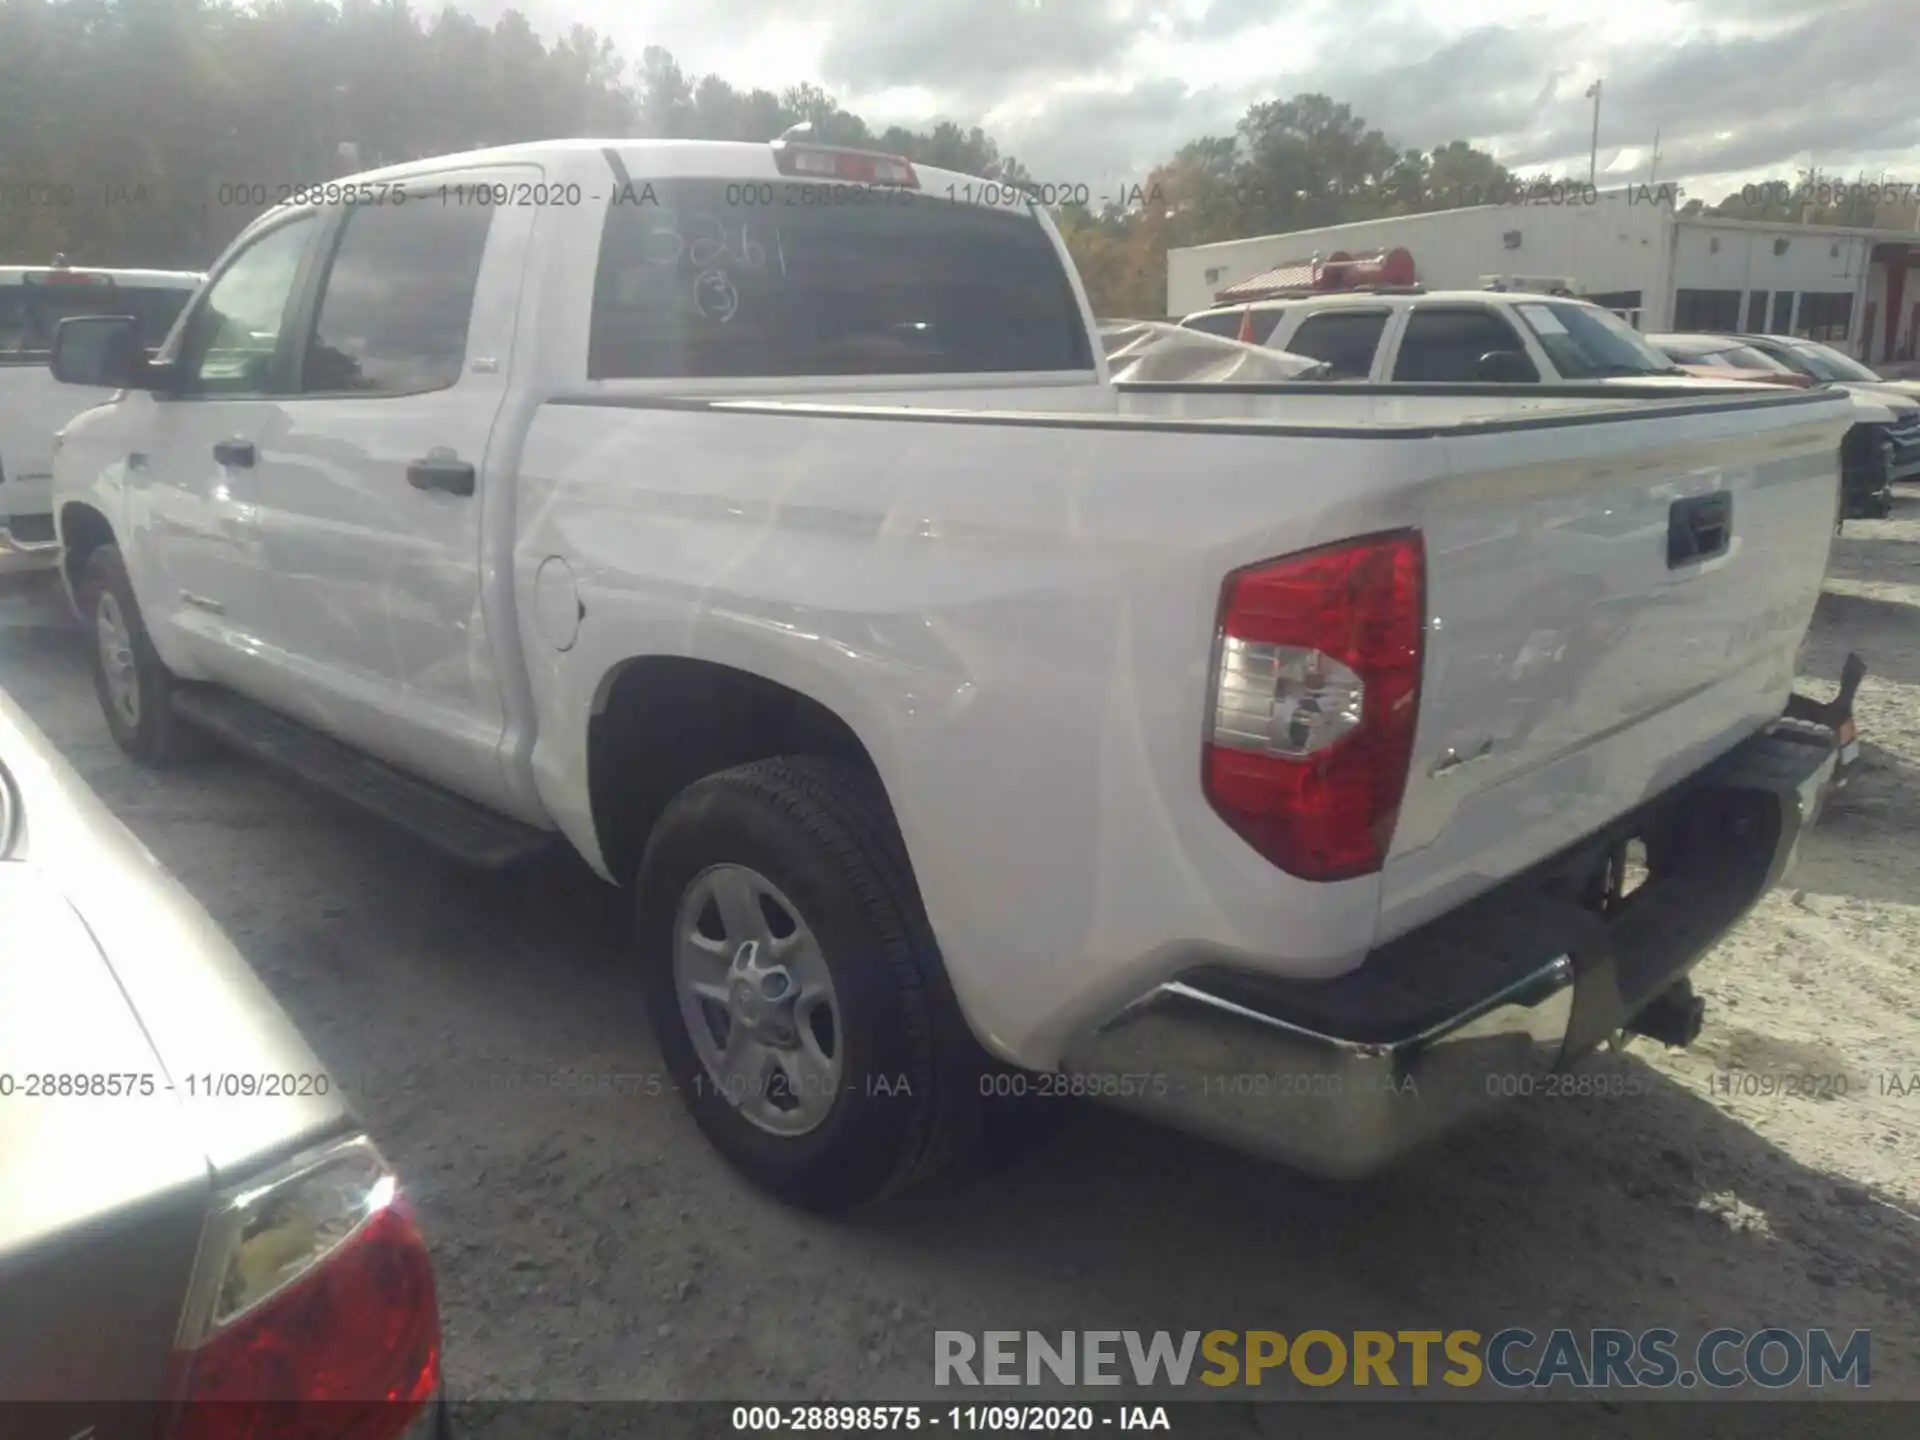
1779;651;1865;799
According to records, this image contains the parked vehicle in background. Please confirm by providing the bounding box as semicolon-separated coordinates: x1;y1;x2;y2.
0;262;203;576
46;134;1860;1215
0;684;444;1430
1713;332;1920;520
1181;290;1766;388
1644;334;1816;389
1732;332;1920;477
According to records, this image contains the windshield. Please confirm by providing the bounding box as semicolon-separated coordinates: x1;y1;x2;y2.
1512;302;1676;378
1781;340;1882;384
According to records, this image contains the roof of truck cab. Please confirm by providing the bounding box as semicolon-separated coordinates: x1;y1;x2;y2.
0;267;202;286
274;139;1016;208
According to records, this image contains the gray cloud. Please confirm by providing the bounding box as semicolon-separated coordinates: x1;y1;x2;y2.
994;76;1245;191
818;0;1150;96
1015;0;1912;192
439;0;1920;198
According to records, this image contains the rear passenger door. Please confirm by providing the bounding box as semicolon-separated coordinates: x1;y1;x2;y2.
248;170;537;811
1390;306;1540;383
1278;309;1391;381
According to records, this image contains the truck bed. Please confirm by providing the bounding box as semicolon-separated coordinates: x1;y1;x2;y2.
517;380;1850;1068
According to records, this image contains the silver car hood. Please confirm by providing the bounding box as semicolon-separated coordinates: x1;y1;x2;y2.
1843;381;1920;416
0;686;351;1195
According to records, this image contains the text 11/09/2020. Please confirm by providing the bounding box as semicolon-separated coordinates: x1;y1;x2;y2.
731;1405;1173;1432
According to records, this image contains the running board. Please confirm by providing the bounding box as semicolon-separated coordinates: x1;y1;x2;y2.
170;686;556;869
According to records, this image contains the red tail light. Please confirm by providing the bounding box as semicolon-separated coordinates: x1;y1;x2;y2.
161;1136;442;1440
1203;532;1425;881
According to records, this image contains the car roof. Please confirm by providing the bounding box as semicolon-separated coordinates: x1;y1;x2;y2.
0;267;203;287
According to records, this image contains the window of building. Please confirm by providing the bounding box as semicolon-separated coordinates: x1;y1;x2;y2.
1796;292;1854;344
1672;289;1742;332
1746;290;1769;331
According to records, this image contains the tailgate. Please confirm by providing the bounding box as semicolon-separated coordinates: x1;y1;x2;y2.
1378;389;1850;942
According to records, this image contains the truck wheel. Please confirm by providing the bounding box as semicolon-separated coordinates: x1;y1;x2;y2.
77;546;212;765
634;756;1042;1212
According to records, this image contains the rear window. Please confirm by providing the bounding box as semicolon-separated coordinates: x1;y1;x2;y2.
588;180;1093;379
1284;310;1389;380
0;281;194;355
1392;307;1538;382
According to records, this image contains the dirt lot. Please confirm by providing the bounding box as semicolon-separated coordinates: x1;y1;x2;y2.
1;495;1916;1411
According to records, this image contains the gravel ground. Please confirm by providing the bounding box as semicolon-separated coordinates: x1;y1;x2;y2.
1;494;1916;1412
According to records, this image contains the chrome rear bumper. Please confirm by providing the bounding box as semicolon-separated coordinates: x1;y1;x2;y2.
1062;713;1843;1179
0;523;59;582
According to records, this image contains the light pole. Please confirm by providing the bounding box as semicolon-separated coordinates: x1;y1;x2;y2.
1586;79;1602;190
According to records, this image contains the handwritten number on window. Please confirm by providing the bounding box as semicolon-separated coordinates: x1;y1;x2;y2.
638;213;776;274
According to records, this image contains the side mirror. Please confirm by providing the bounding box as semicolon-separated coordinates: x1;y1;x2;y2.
50;314;146;389
1476;349;1534;383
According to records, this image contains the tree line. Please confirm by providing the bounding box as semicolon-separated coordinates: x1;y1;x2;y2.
0;0;1900;316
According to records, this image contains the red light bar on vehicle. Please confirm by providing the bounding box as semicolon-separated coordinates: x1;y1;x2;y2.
771;141;919;188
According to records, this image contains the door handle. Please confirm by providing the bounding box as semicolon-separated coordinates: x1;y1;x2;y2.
213;439;255;468
1668;491;1732;568
407;453;476;497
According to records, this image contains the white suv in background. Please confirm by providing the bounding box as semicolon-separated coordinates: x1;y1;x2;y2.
1180;290;1763;389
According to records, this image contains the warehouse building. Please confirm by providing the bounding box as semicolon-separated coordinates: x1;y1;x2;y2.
1166;193;1920;365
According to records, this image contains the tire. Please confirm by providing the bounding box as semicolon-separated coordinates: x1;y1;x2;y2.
634;755;1056;1212
77;545;213;765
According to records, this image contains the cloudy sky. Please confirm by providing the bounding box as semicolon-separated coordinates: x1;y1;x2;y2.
454;0;1917;208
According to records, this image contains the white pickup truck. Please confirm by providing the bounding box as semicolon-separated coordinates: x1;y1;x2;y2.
45;136;1864;1212
0;263;202;575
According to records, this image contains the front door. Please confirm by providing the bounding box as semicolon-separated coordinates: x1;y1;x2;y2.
246;170;535;811
135;211;325;686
